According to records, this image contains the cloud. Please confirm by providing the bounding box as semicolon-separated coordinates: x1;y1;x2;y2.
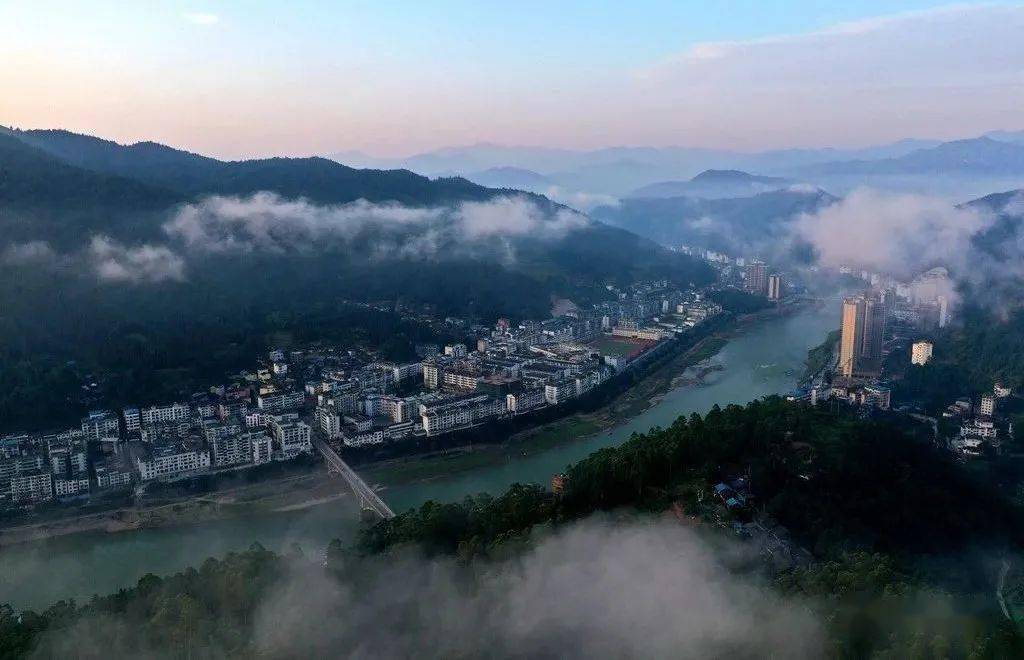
183;12;219;26
253;517;823;657
456;196;587;239
88;235;186;283
543;186;620;212
792;188;993;281
1;240;57;266
164;192;588;256
630;4;1024;148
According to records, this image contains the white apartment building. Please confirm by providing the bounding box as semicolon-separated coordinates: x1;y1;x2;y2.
506;389;546;414
910;341;933;366
245;431;273;464
81;410;120;440
54;476;90;498
269;416;311;457
136;445;211;481
545;381;578;405
317;405;342;438
257;390;305;413
140;402;191;426
211;432;253;467
95;461;133;489
10;471;53;503
421;395;505;436
122;407;141;432
443;370;480;391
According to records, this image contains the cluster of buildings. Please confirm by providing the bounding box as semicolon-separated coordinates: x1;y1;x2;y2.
315;283;721;448
944;384;1013;459
1;384;314;507
2;279;723;511
743;260;785;301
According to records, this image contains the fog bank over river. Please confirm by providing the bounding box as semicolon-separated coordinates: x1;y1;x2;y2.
0;303;836;610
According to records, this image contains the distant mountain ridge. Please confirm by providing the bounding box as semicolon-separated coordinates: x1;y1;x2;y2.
463;166;552;192
628;169;795;199
798;137;1024;177
592;188;836;259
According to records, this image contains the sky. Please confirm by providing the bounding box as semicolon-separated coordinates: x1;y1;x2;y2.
1;1;1023;158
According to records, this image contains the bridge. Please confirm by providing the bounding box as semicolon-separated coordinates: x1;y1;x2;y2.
312;436;395;519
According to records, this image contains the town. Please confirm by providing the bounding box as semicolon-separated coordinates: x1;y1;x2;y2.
1;279;736;512
788;265;1018;462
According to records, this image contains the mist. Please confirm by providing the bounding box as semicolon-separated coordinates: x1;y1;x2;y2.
163;192;587;256
252;516;822;658
25;516;823;658
1;193;591;285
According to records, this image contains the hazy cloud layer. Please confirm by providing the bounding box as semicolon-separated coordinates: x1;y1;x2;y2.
164;192;587;255
1;240;58;266
255;517;822;658
792;188;993;280
87;235;186;283
631;4;1024;149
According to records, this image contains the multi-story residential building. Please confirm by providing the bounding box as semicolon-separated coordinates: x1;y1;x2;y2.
545;381;578;405
247;432;273;464
422;362;441;389
54;475;90;498
442;369;480;391
444;344;468;358
95;458;134;489
838;295;886;378
268;415;311;457
767;274;783;301
81;410;120;440
11;471;53;504
211;432;253;467
122;407;141;433
256;389;305;413
420;395;505;436
136;444;211;481
140;402;191;427
506;389;546;414
745;261;768;296
979;394;996;418
910;341;933;366
316;405;343;438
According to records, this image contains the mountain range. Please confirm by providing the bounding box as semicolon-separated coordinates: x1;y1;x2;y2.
591;187;836;260
330;131;1024;201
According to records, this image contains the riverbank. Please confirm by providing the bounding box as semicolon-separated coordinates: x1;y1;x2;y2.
0;301;815;548
0;468;347;547
362;300;814;489
1;299;840;611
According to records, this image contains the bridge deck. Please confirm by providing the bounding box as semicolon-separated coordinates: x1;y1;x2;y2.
312;436;395;519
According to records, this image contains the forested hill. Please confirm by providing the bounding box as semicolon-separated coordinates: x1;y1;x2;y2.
3;399;1021;657
0;127;713;433
8;127;527;206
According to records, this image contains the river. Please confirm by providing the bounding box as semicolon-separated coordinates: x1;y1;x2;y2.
0;302;837;610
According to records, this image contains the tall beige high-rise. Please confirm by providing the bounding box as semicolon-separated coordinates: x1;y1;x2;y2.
839;297;864;377
838;294;886;378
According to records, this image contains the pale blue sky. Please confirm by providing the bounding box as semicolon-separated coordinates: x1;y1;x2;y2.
1;1;1022;157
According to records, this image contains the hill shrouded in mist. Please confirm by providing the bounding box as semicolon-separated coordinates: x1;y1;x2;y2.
628;169;795;200
592;187;836;258
0;128;712;433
